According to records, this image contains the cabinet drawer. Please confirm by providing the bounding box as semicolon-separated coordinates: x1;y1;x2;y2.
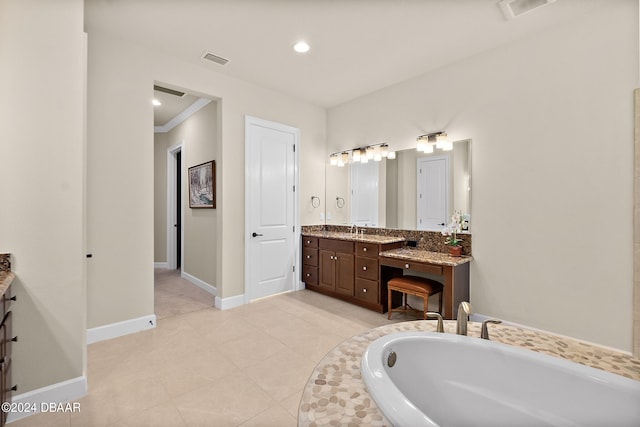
355;279;378;304
356;242;379;258
2;285;12;319
319;238;354;254
355;257;379;281
0;311;13;361
380;257;443;276
302;266;318;285
302;248;318;267
302;236;318;248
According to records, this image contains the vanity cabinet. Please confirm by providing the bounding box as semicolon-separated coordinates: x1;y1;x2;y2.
302;237;319;286
0;285;16;427
318;239;354;295
301;234;403;312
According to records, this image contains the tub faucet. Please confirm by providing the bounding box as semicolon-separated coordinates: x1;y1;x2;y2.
426;312;444;333
481;319;502;340
456;302;472;335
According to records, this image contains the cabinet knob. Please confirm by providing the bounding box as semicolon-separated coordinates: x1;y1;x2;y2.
306;240;311;244
405;263;410;269
306;273;310;277
306;255;311;259
362;266;367;271
363;247;368;252
363;288;367;293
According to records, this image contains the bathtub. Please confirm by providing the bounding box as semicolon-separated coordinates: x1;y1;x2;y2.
361;332;640;427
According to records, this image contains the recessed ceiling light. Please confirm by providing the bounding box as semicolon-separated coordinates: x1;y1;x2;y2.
293;41;310;53
152;99;162;106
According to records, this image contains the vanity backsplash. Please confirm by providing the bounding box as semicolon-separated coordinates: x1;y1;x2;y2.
302;225;472;256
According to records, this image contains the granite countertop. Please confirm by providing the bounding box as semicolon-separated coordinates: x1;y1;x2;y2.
0;271;15;297
302;230;406;245
379;247;473;266
298;320;640;426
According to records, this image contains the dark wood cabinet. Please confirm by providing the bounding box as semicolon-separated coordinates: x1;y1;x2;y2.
0;285;16;427
302;235;403;312
318;239;354;295
302;237;319;286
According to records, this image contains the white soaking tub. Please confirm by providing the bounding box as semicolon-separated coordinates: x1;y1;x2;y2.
361;332;640;427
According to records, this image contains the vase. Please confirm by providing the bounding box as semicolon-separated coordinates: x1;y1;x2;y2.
449;245;462;257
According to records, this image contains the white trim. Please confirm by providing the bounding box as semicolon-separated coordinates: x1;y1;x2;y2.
154;98;212;133
470;313;632;356
244;116;300;304
154;262;168;269
182;271;217;296
86;315;156;344
215;293;245;310
167;142;184;272
6;376;87;424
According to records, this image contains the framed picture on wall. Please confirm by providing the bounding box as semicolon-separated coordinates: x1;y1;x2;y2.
188;160;216;208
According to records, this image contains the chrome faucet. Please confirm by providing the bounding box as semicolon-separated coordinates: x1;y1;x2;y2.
426;312;444;333
456;301;472;335
481;319;502;340
350;223;358;235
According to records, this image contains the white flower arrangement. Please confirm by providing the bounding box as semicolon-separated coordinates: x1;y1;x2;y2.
441;210;468;246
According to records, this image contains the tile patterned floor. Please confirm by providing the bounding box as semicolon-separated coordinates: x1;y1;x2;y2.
11;272;425;427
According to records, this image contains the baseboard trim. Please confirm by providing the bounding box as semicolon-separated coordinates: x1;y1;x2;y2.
215;293;245;310
154;262;168;269
86;314;157;344
182;271;217;296
6;376;87;423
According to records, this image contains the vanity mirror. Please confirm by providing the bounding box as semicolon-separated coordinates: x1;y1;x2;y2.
325;139;471;231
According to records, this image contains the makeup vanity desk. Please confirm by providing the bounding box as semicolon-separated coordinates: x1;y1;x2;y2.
379;247;472;320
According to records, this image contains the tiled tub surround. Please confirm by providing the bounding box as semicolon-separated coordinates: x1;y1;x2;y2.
298;321;640;427
301;225;472;256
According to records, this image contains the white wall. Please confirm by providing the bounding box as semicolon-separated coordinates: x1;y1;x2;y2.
87;30;326;326
0;0;86;393
327;2;638;351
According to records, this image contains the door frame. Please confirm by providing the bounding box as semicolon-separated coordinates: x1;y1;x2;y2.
167;141;184;271
244;116;300;303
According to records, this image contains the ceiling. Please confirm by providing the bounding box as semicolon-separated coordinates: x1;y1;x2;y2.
86;0;609;111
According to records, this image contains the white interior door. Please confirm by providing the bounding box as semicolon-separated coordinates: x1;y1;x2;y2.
351;161;379;226
245;116;298;301
417;156;449;230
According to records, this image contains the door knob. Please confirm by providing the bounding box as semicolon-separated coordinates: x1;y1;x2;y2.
252;232;263;237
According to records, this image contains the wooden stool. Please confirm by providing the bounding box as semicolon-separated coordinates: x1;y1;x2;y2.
387;275;444;320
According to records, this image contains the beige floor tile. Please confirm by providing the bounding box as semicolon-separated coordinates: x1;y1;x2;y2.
9;411;70;427
216;329;288;369
238;404;297;427
107;402;187;427
243;350;316;402
173;372;277;426
280;391;304;419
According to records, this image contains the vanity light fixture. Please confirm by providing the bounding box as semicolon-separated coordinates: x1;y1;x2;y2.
417;132;451;153
328;143;393;166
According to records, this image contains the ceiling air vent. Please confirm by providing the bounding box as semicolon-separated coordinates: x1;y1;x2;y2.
153;85;185;97
202;52;230;66
498;0;556;20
